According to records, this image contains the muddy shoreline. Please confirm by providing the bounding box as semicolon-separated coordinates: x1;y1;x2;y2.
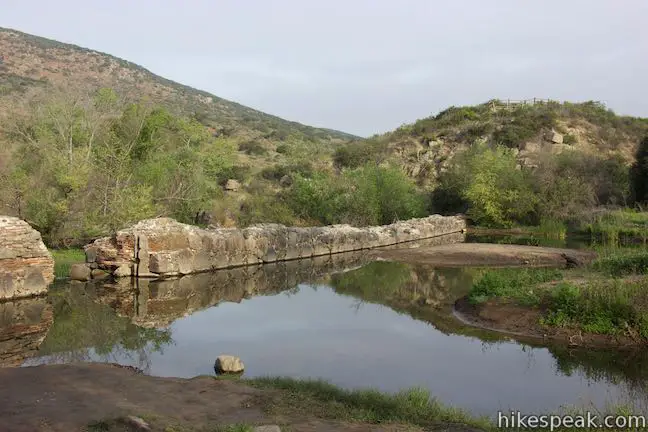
454;296;647;349
371;243;597;268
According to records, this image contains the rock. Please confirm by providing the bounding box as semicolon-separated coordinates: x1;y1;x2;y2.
122;415;150;431
91;269;109;280
113;264;132;278
254;426;282;432
85;246;98;263
214;355;245;374
69;263;91;281
0;216;54;300
225;179;241;191
551;130;564;144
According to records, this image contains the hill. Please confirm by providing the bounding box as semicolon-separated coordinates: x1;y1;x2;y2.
0;27;356;145
2;27;648;244
333;99;648;186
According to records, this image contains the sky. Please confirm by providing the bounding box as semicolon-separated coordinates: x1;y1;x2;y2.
1;0;647;137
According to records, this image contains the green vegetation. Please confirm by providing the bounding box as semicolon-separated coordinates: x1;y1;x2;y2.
433;143;632;228
593;249;648;276
467;246;648;340
583;209;648;242
248;376;490;430
468;268;563;306
541;279;648;337
287;165;426;226
51;248;85;278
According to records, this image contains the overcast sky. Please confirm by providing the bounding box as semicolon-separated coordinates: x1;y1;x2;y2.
2;1;647;137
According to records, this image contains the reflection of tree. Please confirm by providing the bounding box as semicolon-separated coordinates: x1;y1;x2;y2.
330;261;475;308
549;345;648;405
37;287;172;373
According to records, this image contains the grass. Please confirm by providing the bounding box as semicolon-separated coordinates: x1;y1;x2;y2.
467;245;648;339
51;248;85;279
84;378;646;432
468;268;563;306
246;376;491;430
593;249;648;277
582;209;648;241
541;279;648;337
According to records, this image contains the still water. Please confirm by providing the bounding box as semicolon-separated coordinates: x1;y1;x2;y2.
7;252;647;417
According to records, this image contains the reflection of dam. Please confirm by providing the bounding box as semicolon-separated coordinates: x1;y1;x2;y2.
100;251;377;328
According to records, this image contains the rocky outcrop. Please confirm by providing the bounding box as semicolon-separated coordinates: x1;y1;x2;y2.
81;215;466;279
0;216;54;300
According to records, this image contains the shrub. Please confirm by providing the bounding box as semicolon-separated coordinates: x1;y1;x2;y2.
333;140;388;169
260;163;313;182
286;165;426;226
563;133;577;145
238;140;267;155
435;143;538;227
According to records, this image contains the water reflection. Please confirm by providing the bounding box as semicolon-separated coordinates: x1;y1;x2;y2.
37;284;172;372
7;254;648;415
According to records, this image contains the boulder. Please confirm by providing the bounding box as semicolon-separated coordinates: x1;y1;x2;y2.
70;263;91;281
214;355;245;374
91;269;109;280
0;216;54;300
550;130;564;144
224;179;241;191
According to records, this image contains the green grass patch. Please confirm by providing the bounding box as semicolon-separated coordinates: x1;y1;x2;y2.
468;268;563;306
583;209;648;241
51;248;85;279
541;280;648;337
246;376;490;430
592;249;648;277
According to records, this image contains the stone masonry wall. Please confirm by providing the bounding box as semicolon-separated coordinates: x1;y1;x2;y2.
0;216;55;300
82;214;466;279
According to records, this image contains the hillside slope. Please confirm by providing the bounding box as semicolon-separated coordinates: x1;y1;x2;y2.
337;100;648;186
0;27;356;145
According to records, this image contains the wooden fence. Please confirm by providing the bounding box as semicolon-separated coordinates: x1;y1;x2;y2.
489;99;606;111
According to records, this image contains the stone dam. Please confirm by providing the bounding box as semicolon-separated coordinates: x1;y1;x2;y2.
80;215;466;279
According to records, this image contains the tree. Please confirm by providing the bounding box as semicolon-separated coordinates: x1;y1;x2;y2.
631;136;648;205
434;143;537;227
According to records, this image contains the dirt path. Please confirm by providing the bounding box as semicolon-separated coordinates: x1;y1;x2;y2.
371;243;596;267
0;363;483;432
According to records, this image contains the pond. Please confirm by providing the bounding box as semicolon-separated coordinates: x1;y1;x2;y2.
5;250;645;418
